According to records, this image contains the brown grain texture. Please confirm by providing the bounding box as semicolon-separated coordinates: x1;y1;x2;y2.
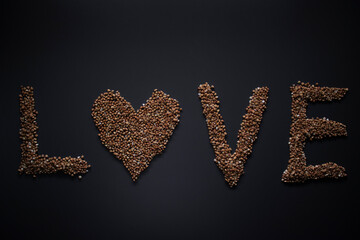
198;83;269;187
18;86;91;178
282;82;348;183
92;89;181;181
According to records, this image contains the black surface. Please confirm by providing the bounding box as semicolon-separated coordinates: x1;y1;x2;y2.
1;0;360;239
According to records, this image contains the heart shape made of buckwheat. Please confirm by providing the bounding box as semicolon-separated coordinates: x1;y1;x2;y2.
92;89;181;181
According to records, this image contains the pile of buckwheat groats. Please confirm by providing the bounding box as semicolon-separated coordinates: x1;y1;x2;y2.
18;86;91;178
282;82;348;183
198;83;269;187
92;89;181;181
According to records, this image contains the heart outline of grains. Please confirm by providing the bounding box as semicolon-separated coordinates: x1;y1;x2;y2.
198;83;269;187
18;86;91;178
91;89;181;181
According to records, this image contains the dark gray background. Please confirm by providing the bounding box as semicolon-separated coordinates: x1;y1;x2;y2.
1;0;359;239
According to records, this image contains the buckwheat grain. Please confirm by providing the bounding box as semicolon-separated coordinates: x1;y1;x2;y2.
18;86;91;177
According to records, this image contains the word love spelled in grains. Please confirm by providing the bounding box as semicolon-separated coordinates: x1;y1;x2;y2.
18;82;348;187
